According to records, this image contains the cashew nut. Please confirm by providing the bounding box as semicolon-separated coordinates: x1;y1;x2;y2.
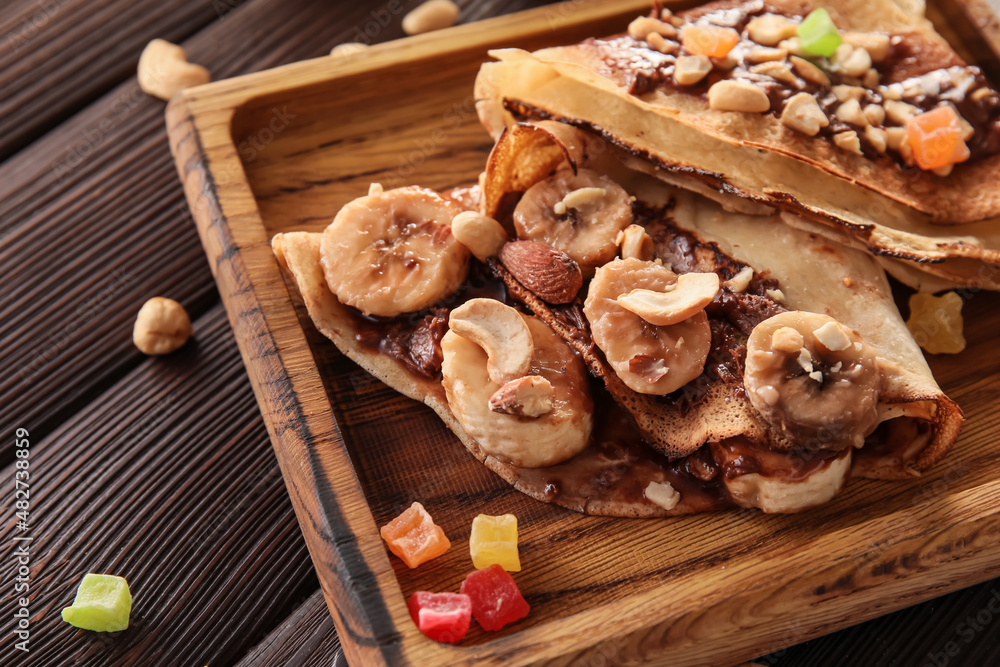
489;375;554;418
617;272;720;326
137;39;211;101
133;297;193;355
789;56;830;87
627;15;677;41
673;55;712;86
644;481;680;510
746;13;799;46
451;211;508;261
402;0;459;35
449;298;532;385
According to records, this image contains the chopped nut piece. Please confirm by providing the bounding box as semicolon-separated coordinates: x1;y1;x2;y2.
708;80;770;112
771;326;804;354
449;298;533;385
724;266;754;293
842;31;890;62
674;54;712;85
863;68;880;89
906;291;966;354
330;42;370;58
746;46;788;63
646;32;678;54
971;88;992;102
766;288;786;303
843;276;854;288
813;321;852;351
451;211;508;261
628;15;677;40
133;297;193;355
790;55;830;86
402;0;459;35
882;83;904;101
832;85;865;102
778;37;806;57
747;13;799;46
644;481;680;510
137;39;211;101
616;224;654;261
617;272;721;326
885;99;920;125
932;164;954;177
368;182;384;196
885;126;907;150
834;130;863;155
835;99;868;127
797;347;814;374
782;93;829;136
712;53;739;70
863;104;886;126
837;46;872;77
750;61;798;85
553;187;607;216
865;125;888;153
489;375;555;418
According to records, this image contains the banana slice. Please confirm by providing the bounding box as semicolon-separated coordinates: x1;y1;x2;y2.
320;186;470;317
744;311;881;450
513;168;632;275
584;258;712;395
442;311;593;468
712;440;852;513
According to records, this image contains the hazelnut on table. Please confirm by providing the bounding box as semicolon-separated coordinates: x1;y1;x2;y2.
133;297;193;355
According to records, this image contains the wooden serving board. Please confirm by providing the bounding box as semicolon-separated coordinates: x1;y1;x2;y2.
166;1;1000;665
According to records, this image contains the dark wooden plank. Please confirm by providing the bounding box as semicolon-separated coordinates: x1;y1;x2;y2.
0;0;246;162
0;305;319;666
236;589;342;667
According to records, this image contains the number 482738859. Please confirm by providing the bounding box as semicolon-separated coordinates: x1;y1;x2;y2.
15;428;29;530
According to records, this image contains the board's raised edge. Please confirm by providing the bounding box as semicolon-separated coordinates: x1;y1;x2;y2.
164;93;411;667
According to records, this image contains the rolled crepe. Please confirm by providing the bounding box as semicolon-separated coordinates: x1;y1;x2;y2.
473;0;1000;290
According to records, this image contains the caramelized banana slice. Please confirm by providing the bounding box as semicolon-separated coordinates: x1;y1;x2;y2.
513;169;632;275
320;186;470;317
744;311;881;449
584;258;712;395
442;312;593;468
712;440;852;513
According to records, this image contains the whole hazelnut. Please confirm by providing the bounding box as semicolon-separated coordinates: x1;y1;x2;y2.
133;297;193;355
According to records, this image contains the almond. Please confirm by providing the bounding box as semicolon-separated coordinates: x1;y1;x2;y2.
499;240;583;304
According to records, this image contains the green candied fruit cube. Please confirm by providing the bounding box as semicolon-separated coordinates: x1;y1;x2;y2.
797;8;842;57
61;573;132;632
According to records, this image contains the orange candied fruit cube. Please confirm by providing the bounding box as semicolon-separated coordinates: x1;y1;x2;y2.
680;24;740;58
904;106;970;171
380;502;451;569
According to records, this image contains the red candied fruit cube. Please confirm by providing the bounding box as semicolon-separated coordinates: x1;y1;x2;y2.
407;591;472;643
460;564;531;631
380;502;451;569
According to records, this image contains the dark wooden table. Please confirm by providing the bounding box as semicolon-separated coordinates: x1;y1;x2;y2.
2;0;1000;664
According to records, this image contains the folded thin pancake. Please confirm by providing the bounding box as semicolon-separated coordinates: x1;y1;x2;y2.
480;120;962;480
473;0;1000;289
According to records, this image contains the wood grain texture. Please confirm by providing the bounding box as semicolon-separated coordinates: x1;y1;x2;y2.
0;306;318;666
165;0;1000;664
236;589;343;667
0;0;245;162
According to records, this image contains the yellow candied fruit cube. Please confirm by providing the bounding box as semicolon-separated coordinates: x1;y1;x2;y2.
470;514;521;572
906;291;966;355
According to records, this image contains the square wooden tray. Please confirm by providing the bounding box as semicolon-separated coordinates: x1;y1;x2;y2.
166;1;1000;664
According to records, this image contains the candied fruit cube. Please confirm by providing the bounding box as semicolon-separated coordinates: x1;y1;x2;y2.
905;106;971;171
380;502;451;569
61;573;132;632
407;591;472;643
797;8;841;57
906;291;966;354
680;24;740;58
469;513;521;571
460;564;531;631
